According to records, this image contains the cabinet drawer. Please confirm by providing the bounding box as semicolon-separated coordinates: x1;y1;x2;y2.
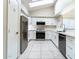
66;47;75;59
66;36;74;42
66;39;74;49
66;36;75;59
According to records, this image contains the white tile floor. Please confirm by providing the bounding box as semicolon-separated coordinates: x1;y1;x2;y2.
18;40;65;59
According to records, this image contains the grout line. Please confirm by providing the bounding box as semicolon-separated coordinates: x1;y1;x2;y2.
49;39;58;49
40;41;42;59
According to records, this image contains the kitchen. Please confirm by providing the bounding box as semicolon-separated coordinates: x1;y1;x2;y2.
27;16;75;59
3;0;75;59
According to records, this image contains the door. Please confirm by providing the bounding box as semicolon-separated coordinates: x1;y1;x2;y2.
7;0;20;59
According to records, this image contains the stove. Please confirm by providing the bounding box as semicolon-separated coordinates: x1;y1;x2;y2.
36;31;45;39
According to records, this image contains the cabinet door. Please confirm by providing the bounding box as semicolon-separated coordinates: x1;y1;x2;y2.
53;33;58;47
51;32;58;47
66;36;75;59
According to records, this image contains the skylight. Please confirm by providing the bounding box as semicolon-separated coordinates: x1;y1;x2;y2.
30;0;41;2
29;0;55;7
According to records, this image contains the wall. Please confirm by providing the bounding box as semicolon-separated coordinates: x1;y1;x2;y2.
62;8;75;29
29;6;54;16
63;9;75;18
63;19;75;29
3;0;8;59
21;4;29;15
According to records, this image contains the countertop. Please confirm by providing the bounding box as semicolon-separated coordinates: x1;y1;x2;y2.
28;29;75;37
58;31;75;37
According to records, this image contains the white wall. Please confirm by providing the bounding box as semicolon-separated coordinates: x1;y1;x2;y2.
30;6;54;16
63;19;75;29
21;4;29;15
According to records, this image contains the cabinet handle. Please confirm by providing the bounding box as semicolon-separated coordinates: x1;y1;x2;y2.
67;46;72;50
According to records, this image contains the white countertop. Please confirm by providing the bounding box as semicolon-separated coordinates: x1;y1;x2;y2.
28;29;75;37
58;31;75;37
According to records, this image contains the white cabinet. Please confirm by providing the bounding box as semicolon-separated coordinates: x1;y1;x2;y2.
45;31;58;47
28;30;36;41
66;36;75;59
51;32;58;47
45;31;52;39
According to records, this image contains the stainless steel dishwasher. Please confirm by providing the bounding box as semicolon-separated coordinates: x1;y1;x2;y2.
59;33;66;58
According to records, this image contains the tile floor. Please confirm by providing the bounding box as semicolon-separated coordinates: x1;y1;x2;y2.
18;40;65;59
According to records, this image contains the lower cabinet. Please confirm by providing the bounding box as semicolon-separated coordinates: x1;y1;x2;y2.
66;36;75;59
28;31;36;40
53;33;58;47
51;32;58;47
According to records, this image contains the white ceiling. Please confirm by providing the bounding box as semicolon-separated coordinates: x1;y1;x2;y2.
21;0;29;9
55;0;74;14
